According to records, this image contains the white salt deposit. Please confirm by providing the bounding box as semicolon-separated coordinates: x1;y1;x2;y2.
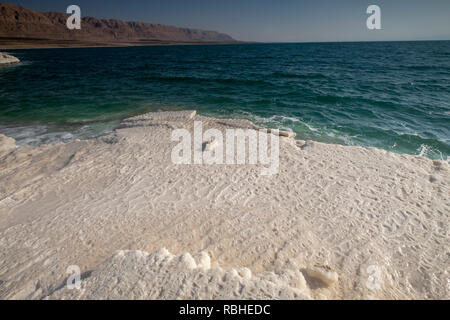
0;111;448;300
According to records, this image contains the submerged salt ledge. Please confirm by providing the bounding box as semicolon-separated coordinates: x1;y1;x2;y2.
0;111;448;300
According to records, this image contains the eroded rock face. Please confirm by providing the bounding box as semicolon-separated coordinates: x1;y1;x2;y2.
0;53;20;65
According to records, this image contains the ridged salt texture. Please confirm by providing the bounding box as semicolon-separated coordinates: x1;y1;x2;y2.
0;111;448;300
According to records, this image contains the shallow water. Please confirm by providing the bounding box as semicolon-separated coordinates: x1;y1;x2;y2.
1;41;449;159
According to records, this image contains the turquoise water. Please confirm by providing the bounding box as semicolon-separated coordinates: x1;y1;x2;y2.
1;42;449;160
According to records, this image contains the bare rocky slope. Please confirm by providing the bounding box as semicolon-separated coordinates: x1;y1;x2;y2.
0;3;236;43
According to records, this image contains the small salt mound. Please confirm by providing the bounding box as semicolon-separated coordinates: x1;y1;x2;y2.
269;129;296;138
47;249;311;300
0;52;20;65
305;265;339;287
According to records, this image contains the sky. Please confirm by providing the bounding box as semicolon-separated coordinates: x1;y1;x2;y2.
6;0;450;42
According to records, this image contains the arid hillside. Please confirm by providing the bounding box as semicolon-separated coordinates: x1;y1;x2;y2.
0;2;236;43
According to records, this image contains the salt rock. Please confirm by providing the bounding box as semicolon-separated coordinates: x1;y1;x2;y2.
237;267;252;280
305;265;339;287
194;252;211;269
0;52;20;65
179;253;197;269
269;129;296;138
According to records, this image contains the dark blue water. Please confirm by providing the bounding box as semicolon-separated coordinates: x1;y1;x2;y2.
1;42;449;160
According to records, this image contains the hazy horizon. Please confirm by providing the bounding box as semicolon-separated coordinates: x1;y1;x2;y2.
4;0;450;42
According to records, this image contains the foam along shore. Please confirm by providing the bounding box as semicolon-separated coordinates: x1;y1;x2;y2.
0;52;20;65
0;111;448;300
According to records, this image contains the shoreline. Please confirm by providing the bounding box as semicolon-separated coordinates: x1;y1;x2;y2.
0;39;247;50
0;108;447;163
1;39;448;50
0;110;448;300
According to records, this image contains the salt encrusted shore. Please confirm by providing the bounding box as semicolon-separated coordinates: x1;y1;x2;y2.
0;52;20;65
0;111;448;300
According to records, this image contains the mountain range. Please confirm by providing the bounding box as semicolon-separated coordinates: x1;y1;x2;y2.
0;2;236;46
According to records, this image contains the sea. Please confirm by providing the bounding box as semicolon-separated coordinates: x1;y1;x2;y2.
1;41;449;160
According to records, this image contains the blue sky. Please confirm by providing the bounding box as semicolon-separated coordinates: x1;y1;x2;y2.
7;0;450;42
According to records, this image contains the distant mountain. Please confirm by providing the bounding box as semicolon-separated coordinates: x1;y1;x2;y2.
0;3;236;43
